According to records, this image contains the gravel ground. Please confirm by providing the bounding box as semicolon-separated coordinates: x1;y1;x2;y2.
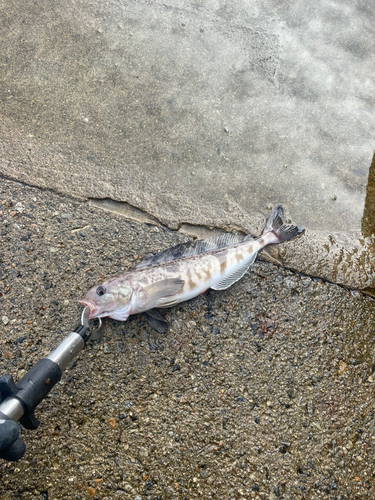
0;178;375;500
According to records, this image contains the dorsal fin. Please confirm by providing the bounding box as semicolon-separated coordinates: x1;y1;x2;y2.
134;233;251;269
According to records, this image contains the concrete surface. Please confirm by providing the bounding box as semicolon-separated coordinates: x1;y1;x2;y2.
1;178;375;499
1;0;375;288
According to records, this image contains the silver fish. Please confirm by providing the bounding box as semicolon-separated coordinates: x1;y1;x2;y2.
79;206;304;333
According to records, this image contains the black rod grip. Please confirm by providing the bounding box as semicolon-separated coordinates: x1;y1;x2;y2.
0;359;62;429
15;358;62;413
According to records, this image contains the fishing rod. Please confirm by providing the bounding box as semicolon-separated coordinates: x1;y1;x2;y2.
0;308;102;459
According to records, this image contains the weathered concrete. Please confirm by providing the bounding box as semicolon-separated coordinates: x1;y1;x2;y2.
1;0;375;288
1;178;375;499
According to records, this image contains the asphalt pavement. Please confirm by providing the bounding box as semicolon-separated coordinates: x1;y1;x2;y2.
1;178;374;499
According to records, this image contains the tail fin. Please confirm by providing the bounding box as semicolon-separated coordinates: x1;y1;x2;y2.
263;205;304;243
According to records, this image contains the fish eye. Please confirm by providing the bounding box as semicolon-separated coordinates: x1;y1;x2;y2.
96;286;106;296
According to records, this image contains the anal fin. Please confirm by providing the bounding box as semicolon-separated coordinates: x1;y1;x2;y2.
211;256;256;291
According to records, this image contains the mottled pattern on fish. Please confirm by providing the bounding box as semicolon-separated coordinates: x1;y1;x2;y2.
79;206;304;331
129;235;258;305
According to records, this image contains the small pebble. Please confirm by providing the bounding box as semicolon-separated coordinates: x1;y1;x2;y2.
164;486;174;497
108;418;116;429
17;369;26;379
138;447;148;459
338;361;348;375
87;487;95;498
14;202;25;213
2;316;9;325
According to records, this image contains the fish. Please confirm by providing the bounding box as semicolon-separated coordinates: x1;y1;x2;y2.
79;205;304;333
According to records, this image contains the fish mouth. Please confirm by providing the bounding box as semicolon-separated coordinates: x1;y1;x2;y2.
79;299;98;319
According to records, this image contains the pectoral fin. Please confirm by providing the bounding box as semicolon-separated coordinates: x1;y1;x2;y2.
145;308;169;334
144;278;184;307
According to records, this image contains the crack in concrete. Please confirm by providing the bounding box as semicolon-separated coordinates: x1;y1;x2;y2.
0;172;258;240
89;198;166;229
0;172;249;240
89;198;233;240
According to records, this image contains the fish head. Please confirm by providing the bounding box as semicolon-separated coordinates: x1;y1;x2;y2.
79;278;133;321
